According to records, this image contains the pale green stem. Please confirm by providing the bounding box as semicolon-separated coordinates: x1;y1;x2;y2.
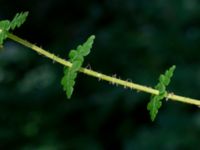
7;33;200;106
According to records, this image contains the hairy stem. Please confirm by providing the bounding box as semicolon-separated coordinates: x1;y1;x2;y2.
7;33;200;106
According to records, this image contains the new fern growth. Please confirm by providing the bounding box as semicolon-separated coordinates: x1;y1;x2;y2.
1;12;200;121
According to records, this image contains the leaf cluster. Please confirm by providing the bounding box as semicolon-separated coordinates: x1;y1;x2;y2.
147;65;176;121
61;35;95;99
0;12;28;45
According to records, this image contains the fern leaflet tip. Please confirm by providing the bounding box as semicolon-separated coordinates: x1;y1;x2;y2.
10;11;29;30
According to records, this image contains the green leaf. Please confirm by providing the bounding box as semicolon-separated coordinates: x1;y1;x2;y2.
61;35;95;99
61;67;78;99
0;12;29;45
147;65;176;121
10;12;29;30
0;20;10;45
77;35;95;56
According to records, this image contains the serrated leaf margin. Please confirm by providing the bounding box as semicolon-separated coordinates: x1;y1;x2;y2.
147;65;176;121
61;35;95;99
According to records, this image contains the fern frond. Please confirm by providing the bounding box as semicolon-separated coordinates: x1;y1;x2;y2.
61;35;95;99
147;65;176;121
0;12;28;45
10;12;29;30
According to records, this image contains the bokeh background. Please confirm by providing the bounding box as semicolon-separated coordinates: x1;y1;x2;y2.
1;0;200;149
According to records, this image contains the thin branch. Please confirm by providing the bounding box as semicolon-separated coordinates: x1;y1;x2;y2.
7;33;200;106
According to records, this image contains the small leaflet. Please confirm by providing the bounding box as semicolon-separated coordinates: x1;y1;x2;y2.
10;12;29;30
0;12;28;45
0;20;10;45
61;35;95;99
147;65;176;121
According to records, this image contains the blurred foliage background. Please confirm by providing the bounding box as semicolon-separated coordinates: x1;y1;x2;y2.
0;0;200;149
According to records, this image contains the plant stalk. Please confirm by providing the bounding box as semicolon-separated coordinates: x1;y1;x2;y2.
7;33;200;106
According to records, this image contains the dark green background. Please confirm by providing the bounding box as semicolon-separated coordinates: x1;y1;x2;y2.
0;0;200;149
